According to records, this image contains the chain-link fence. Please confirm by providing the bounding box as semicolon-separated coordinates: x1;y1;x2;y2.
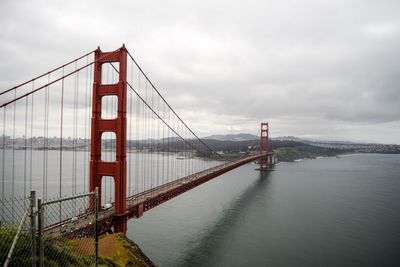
0;192;36;267
0;189;98;267
38;190;98;267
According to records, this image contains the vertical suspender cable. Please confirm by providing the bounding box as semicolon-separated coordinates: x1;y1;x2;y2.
59;67;65;222
45;74;50;200
145;85;148;192
189;128;192;175
186;127;188;177
12;90;16;213
151;83;154;191
24;96;28;197
76;70;80;197
157;90;160;188
1;107;6;222
144;80;147;191
162;101;165;187
183;123;185;177
140;71;144;193
136;68;140;196
174;112;177;182
29;92;34;192
167;108;170;184
146;80;149;191
72;66;76;198
84;56;89;192
129;63;133;197
42;81;47;200
88;62;93;192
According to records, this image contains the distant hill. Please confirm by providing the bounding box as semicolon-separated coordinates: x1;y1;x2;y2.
203;134;400;156
204;133;258;141
272;136;306;142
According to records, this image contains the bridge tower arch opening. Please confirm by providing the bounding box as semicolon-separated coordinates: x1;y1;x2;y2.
100;175;115;207
90;45;128;233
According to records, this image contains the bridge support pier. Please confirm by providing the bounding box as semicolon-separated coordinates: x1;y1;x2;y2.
90;45;128;234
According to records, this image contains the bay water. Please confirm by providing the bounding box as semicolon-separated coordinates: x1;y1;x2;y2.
126;154;400;266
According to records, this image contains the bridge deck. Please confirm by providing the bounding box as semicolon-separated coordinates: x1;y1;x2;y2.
43;153;269;237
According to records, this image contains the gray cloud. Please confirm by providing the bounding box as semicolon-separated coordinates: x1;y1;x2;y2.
1;0;399;143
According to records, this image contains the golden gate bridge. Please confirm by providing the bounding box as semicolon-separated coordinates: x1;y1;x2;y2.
0;44;274;237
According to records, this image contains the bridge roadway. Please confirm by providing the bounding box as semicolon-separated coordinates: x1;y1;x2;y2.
43;153;269;238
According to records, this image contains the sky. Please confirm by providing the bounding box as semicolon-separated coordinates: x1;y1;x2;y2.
1;0;399;144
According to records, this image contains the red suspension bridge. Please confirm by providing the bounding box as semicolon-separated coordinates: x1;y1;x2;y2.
0;45;275;235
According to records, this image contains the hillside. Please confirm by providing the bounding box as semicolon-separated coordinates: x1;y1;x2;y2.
204;133;258;141
202;139;343;162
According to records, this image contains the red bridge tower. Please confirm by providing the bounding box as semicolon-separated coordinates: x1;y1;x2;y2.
260;122;270;171
90;45;128;233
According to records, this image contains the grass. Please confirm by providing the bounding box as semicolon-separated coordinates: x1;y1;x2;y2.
1;226;155;267
95;233;156;267
0;226;94;266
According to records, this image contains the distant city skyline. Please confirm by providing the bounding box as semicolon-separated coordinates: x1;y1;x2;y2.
1;0;399;144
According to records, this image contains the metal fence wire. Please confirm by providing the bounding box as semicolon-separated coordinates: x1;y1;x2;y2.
38;190;98;267
0;192;35;267
0;189;98;267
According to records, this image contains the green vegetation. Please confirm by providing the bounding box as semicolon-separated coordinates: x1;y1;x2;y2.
0;227;32;266
217;152;246;160
0;227;93;266
207;139;343;162
1;227;154;267
43;239;94;266
274;146;339;162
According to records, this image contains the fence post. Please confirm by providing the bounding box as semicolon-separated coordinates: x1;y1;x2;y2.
29;190;37;267
37;198;44;267
95;187;99;267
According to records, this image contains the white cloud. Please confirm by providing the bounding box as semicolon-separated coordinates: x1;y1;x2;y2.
1;0;399;143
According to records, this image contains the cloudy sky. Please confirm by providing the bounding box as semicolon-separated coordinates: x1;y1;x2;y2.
1;0;399;143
